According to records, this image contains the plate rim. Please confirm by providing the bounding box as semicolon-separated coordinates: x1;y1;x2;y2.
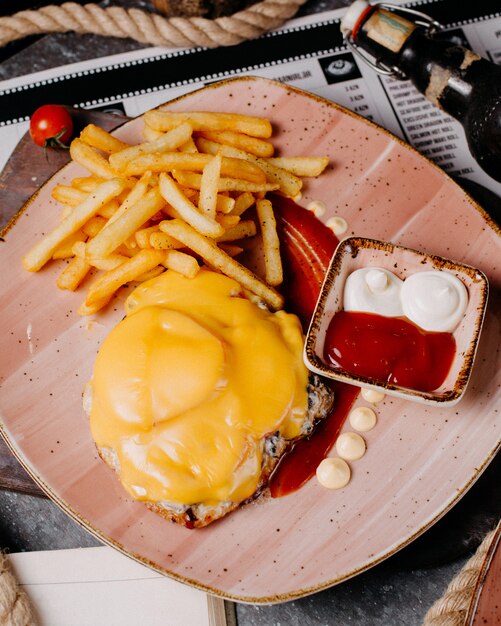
1;75;500;604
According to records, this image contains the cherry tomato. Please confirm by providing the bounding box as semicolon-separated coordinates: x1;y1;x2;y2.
29;104;74;150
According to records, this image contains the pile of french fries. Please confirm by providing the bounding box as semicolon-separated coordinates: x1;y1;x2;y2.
22;109;329;315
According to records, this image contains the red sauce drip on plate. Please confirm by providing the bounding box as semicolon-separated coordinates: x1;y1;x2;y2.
324;310;456;392
269;195;359;498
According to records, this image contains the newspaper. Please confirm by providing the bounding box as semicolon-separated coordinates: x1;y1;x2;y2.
1;0;500;195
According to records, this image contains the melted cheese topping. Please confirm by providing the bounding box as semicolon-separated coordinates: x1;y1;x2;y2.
89;269;308;507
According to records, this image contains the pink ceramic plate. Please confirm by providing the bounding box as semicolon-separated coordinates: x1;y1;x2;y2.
0;76;500;603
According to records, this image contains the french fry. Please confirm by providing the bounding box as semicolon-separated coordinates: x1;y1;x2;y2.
197;138;302;197
52;185;88;206
135;224;160;248
266;156;329;177
56;256;92;291
198;154;221;219
52;229;87;260
123;152;265;184
22;178;126;272
69;139;116;179
97;199;120;220
162;250;199;278
84;249;167;307
142;124;164;142
216;220;257;242
146;110;272;138
85;187;166;259
256;198;282;286
150;231;183;250
135;265;165;282
232;191;255;216
218;243;243;257
172;170;279;193
198;130;274;158
215;194;235;214
216;214;240;229
159;173;223;238
178;138;198;153
71;176;103;192
79;124;129;155
109;122;193;172
107;172;152;225
82;216;107;238
159;219;283;310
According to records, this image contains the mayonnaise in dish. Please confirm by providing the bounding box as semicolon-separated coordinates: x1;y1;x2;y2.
401;271;468;332
343;267;468;333
343;267;404;317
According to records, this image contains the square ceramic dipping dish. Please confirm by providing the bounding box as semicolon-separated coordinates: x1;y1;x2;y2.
304;237;489;406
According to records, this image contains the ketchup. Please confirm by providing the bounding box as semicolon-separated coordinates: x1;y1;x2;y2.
324;310;456;392
270;196;359;498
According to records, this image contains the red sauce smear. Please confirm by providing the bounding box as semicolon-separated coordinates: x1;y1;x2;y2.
269;195;359;498
324;311;456;392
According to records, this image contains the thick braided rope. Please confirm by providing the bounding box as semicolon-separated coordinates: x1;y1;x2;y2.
421;527;498;626
0;554;37;626
0;0;307;49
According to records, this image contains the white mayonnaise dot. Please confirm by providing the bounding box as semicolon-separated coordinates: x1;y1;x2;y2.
349;406;377;432
336;432;366;460
307;200;326;218
326;216;348;236
316;457;351;489
361;388;385;404
365;268;388;293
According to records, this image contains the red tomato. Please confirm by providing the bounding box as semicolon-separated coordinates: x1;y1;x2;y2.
29;104;74;149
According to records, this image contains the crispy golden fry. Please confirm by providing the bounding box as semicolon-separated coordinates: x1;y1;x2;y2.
216;214;240;229
172;170;279;193
123;152;265;184
178;137;198;153
82;216;107;238
198;130;274;157
69;139;116;179
107;172;152;225
135;265;165;282
256;198;282;286
215;194;235;214
216;220;257;242
159;219;283;310
149;231;183;250
72;241;130;271
198;154;221;220
197;138;302;197
135;224;160;248
52;229;87;260
159;173;223;238
97;199;120;220
266;157;329;177
52;185;88;207
85;187;165;259
142;124;164;142
109;122;193;172
84;249;166;308
56;256;92;291
162;250;199;278
22;178;126;272
218;243;243;257
80;124;129;155
146;110;272;138
232;191;255;216
71;176;103;192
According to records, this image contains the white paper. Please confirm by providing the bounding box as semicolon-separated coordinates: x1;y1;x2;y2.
9;546;212;626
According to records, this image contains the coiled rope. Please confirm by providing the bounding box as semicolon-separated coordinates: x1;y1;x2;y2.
0;553;36;626
422;525;499;626
0;0;308;49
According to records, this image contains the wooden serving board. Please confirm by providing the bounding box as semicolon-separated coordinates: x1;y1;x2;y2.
0;108;128;495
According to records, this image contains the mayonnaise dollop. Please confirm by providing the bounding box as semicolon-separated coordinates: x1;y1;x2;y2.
343;267;404;317
401;270;468;332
